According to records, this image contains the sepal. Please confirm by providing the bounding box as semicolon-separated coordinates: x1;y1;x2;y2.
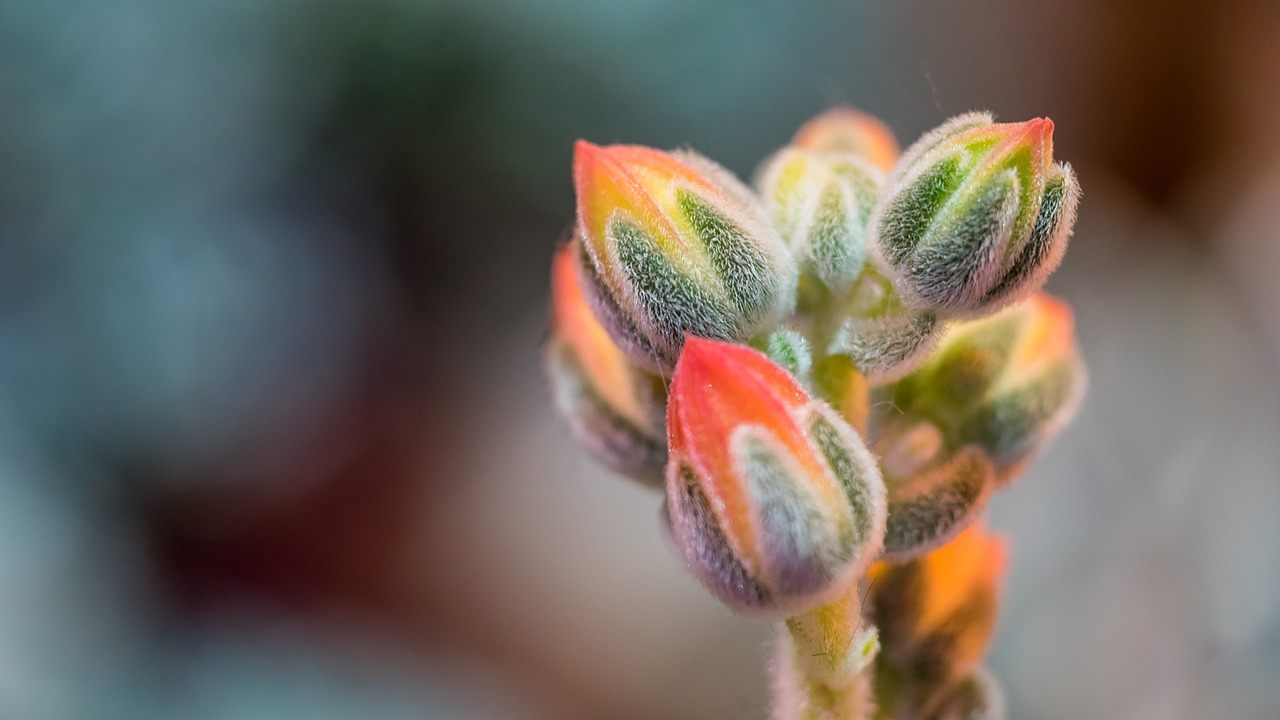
876;435;996;562
932;667;1006;720
827;268;944;383
756;327;813;387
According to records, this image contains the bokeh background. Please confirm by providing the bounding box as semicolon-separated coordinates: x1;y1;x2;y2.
3;0;1280;718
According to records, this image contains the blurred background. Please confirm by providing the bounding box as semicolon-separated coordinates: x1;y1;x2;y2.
3;0;1280;718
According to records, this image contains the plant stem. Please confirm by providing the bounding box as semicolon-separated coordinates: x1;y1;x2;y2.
813;353;869;435
772;586;879;720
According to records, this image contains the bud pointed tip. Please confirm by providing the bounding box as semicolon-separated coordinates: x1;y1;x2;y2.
673;335;729;384
1009;117;1054;152
573;137;602;156
1028;116;1054;142
573;139;609;177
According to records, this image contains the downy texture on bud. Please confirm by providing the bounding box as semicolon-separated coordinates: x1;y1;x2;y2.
546;240;668;484
870;524;1007;689
790;106;901;172
574;141;796;372
828;267;943;384
757;146;883;296
887;292;1086;482
872;421;996;561
664;337;886;617
870;113;1080;317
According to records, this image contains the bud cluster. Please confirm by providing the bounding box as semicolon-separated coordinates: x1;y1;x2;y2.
545;106;1088;720
870;524;1009;718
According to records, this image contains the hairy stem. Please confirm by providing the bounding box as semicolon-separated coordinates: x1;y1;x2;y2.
772;587;879;720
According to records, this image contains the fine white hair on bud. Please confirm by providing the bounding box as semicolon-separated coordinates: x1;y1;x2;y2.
759;327;813;386
869;113;1081;318
878;445;996;562
826;268;945;384
574;142;797;372
885;293;1087;483
664;338;887;617
757;147;884;295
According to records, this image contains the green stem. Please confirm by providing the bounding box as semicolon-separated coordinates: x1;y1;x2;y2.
772;587;879;720
813;353;869;435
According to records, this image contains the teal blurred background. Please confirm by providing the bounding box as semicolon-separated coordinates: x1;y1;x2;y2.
3;0;1280;718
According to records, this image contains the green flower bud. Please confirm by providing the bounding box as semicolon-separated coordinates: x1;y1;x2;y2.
828;268;944;383
888;293;1087;482
756;327;813;387
870;113;1080;317
757;147;883;295
574;141;796;371
876;428;996;561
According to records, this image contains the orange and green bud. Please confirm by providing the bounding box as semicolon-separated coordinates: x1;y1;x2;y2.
790;106;901;172
888;292;1086;481
828;268;943;383
573;141;796;371
546;240;667;484
870;113;1080;317
870;524;1008;692
664;337;886;617
757;145;883;296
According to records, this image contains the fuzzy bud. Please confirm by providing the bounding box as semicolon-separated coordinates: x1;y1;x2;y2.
758;327;813;387
757;146;883;296
790;106;901;172
870;113;1080;317
870;524;1008;689
574;141;796;371
874;423;996;561
546;240;668;484
828;268;944;383
664;337;886;617
888;292;1086;482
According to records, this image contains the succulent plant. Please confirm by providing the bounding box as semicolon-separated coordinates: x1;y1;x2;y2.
547;106;1086;720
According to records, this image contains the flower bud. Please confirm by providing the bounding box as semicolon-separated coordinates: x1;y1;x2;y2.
870;524;1008;688
869;113;1080;317
790;106;901;172
574;141;796;371
664;337;886;617
873;422;995;561
757;146;883;295
546;240;667;484
828;268;943;383
888;292;1086;481
757;327;813;387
